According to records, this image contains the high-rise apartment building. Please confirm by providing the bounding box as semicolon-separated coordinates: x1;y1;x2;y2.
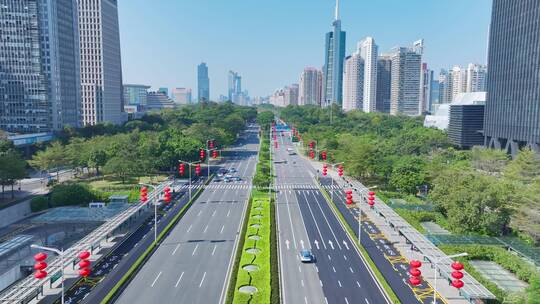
358;37;378;112
299;68;323;106
438;69;452;104
484;0;540;154
420;63;433;114
197;62;210;102
0;0;50;133
39;0;81;130
284;84;299;106
123;84;150;106
78;0;124;126
466;63;487;93
450;66;467;101
172;88;192;105
228;71;242;103
390;44;422;116
342;54;364;111
376;55;392;113
323;0;346;107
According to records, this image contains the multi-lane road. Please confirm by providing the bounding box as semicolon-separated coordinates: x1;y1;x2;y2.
115;127;259;304
273;132;392;304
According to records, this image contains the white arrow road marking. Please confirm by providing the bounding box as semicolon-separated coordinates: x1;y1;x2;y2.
314;240;320;250
343;240;350;250
285;239;290;250
328;240;334;250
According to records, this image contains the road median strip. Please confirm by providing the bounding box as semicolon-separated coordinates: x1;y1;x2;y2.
100;176;212;304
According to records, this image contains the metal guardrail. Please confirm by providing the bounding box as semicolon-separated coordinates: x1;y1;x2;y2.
0;181;170;303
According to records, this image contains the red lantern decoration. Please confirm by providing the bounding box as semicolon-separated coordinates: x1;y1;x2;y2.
338;166;344;177
368;191;375;196
321;151;327;160
451;279;464;289
409;260;422;268
274;141;278;148
34;252;48;262
140;187;148;202
34;262;47;271
79;259;91;269
322;164;328;176
368;196;375;201
164;186;170;193
451;262;464;271
79;268;91;278
310;151;315;159
34;270;47;279
209;140;214;149
195;164;201;176
179;163;185;176
309;142;314;149
200;149;205;160
212;150;218;159
409;276;421;286
79;250;90;260
451;271;464;279
409;268;421;277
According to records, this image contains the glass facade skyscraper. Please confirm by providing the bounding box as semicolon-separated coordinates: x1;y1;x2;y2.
198;63;210;102
484;0;540;154
322;0;346;107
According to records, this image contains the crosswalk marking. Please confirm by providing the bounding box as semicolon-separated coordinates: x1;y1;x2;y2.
176;183;343;191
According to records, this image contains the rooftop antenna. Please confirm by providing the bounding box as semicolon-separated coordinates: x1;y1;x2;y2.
335;0;340;21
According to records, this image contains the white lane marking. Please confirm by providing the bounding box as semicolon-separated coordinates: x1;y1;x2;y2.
284;191;298;249
328;254;331;260
356;281;361;287
199;271;207;287
203;225;208;233
187;224;192;233
212;244;217;256
220;225;225;234
150;271;162;287
301;279;304;287
175;272;185;287
345;297;349;304
172;244;180;255
315;265;319;273
298;265;302;273
332;266;336;273
343;255;347;261
320;280;323;287
192;244;199;256
325;297;329;304
197;210;202;216
304;297;308;304
365;298;370;304
227;209;231;217
301;191;327;249
212;210;216;217
338;280;342;287
350;267;354;273
311;192;343;250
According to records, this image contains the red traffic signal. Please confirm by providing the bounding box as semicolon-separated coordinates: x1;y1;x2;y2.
200;149;205;160
179;163;185;176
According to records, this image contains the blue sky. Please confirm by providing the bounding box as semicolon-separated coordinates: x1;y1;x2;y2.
118;0;492;99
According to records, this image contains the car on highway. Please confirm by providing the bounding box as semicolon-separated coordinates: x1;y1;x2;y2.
229;168;237;173
299;249;315;263
231;176;242;182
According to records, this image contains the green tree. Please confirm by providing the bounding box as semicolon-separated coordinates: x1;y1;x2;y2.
29;142;69;179
103;156;137;183
470;146;508;174
389;156;427;194
504;148;540;185
88;149;108;176
0;150;27;199
256;111;274;129
525;274;540;304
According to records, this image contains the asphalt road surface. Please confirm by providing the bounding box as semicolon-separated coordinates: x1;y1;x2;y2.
115;127;259;304
274;131;391;304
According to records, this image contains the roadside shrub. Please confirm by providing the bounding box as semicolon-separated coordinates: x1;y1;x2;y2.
50;184;98;207
30;196;49;212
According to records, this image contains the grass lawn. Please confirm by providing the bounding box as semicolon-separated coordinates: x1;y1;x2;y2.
82;175;167;203
232;190;272;304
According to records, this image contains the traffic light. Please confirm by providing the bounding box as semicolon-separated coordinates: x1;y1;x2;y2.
322;164;328;176
179;163;185;176
200;149;205;160
338;165;344;177
195;164;201;176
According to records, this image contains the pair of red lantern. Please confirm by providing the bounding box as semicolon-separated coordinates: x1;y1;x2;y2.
78;250;92;277
163;186;171;203
345;190;353;205
367;191;375;207
140;186;148;202
409;260;423;286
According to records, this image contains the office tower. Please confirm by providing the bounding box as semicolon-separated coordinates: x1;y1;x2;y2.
448;93;486;149
299;68;323;106
376;55;392;113
466;63;487;93
78;0;124;126
228;71;242;103
484;0;540;154
420;63;433;114
197;63;210;102
342;54;364;111
284;84;299;106
450;66;467;101
323;0;346;107
123;84;150;106
358;37;378;112
172;88;192;105
0;0;49;133
158;87;169;96
39;0;81;130
390;43;422;116
438;69;452;104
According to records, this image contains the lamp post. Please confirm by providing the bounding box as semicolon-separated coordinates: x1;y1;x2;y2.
178;160;201;203
326;162;344;203
139;182;160;243
30;244;66;304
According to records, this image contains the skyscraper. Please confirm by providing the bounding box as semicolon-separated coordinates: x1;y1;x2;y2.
78;0;124;126
323;0;346;107
438;69;452;104
484;0;540;154
466;63;487;93
197;63;210;102
420;63;433;114
358;37;378;112
342;54;364;111
283;84;299;106
390;43;423;116
39;0;81;130
228;71;242;102
299;68;323;106
376;55;392;113
450;66;467;101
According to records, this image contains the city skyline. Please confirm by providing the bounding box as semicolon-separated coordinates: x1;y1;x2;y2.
118;0;491;99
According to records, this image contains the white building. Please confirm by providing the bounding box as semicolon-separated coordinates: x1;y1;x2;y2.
299;68;322;106
269;89;286;107
358;37;378;112
172;88;192;105
466;63;487;93
424;92;486;130
284;84;299;106
390;42;423;116
342;53;364;111
78;0;124;126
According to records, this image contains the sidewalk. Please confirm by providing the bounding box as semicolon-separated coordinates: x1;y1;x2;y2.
307;158;470;304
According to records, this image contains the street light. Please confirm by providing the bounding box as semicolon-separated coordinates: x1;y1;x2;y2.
139;182;160;243
178;160;201;203
30;244;66;304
